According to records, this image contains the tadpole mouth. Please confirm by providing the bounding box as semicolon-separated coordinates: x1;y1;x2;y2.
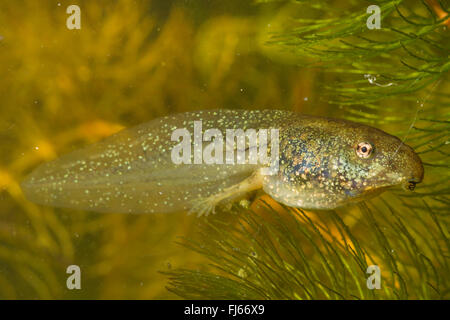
407;181;417;191
406;176;423;191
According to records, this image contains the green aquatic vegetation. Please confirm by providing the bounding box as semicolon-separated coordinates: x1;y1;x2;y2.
165;195;449;299
0;0;448;299
165;0;449;299
0;0;309;299
267;0;449;122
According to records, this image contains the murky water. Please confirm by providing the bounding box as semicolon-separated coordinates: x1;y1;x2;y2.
0;0;448;299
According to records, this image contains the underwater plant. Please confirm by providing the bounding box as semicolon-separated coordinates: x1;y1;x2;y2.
164;0;450;299
0;0;447;300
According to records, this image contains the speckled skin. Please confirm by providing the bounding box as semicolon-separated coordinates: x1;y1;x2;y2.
21;109;424;214
263;114;424;209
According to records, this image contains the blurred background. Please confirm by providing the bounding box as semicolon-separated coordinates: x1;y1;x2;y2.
0;0;448;299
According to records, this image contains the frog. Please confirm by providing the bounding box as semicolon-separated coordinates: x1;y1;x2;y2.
21;109;424;216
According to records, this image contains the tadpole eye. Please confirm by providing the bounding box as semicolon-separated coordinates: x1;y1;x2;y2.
356;142;373;158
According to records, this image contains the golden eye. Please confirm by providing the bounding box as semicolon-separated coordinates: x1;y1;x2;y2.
356;142;373;158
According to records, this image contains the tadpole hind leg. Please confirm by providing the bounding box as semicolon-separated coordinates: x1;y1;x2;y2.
188;170;264;217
